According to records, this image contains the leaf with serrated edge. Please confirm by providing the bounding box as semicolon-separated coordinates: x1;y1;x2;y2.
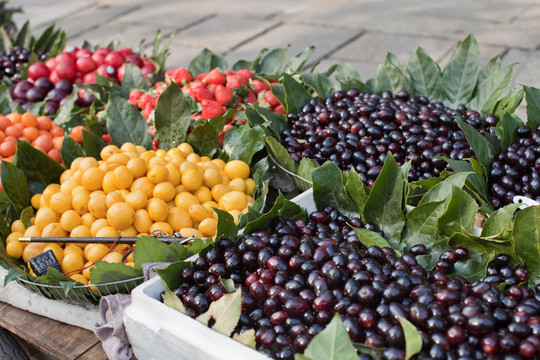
196;288;241;337
375;53;413;94
106;96;153;149
223;125;265;164
398;316;422;360
302;314;358;360
472;64;514;114
481;203;519;238
232;329;256;349
163;286;187;314
419;172;470;204
441;35;479;107
404;200;447;247
407;47;443;101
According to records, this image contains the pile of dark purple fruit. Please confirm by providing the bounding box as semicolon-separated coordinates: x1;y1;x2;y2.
164;207;540;360
0;45;47;82
489;125;540;209
281;89;497;186
8;78;82;114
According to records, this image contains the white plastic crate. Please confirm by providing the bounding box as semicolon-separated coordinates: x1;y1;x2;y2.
124;275;269;360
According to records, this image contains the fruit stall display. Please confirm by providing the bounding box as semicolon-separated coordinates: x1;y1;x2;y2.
1;16;540;360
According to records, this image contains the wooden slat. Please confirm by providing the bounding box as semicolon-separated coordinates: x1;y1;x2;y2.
0;302;107;360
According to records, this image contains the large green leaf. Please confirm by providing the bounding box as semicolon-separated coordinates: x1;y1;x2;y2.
284;45;316;74
55;91;79;127
469;64;514;114
494;112;523;151
82;129;107;160
404;200;446;247
513;206;540;278
188;48;228;76
301;72;336;99
196;288;242;337
1;160;30;216
133;236;180;267
441;35;480;107
311;162;359;218
60;135;85;169
333;62;367;92
363;153;406;248
437;186;478;237
407;47;443;101
154;82;191;150
375;53;413;94
223;125;265;164
90;261;142;285
265;136;297;174
301;314;358;360
256;46;289;76
456;118;498;169
275;73;312;114
354;228;392;249
121;64;151;96
14;140;64;195
398;317;422;360
344;169;368;221
187;121;220;158
524;85;540;130
494;88;524;121
481;203;519;238
106;95;153;149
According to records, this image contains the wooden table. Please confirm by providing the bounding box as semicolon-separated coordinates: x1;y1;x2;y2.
0;301;107;360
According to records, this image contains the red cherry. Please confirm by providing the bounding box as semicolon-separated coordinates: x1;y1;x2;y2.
82;72;96;84
76;57;96;73
117;63;126;82
96;64;117;78
91;52;105;66
55;61;76;80
55;52;76;64
125;54;144;67
45;58;57;72
50;70;60;85
76;48;93;58
27;62;50;81
117;47;133;57
104;51;125;68
141;65;154;79
95;47;111;55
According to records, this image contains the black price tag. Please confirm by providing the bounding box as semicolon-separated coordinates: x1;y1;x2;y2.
29;249;62;276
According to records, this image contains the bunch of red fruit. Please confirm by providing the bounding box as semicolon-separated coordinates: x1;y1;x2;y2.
11;47;155;114
129;67;284;144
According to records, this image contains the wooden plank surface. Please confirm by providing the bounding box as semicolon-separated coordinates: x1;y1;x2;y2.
0;301;107;360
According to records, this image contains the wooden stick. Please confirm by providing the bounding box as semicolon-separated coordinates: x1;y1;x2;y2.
18;236;193;245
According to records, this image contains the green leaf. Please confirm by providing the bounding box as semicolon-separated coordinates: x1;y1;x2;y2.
404;200;447;247
494;112;522;150
441;34;480;107
133;236;180;267
90;261;142;285
1;160;30;215
477;55;501;85
333;62;367;92
196;288;241;337
276;73;312;114
363;153;406;248
120;64;151;96
296;157;317;191
106;95;153;149
14;21;31;48
20;206;34;228
451;248;496;282
407;47;443;100
311;162;359;218
232;329;256;349
437;186;478;237
438;158;490;206
55;91;79;127
265;136;297;174
14;140;64;195
82;129;107;160
375;53;413;94
0;27;12;52
302;314;358;360
188;48;228;76
245;102;288;140
163;286;187;314
470;64;514;114
481;203;519;238
61;135;85;169
354;227;392;249
344;169;368;220
301;72;336;98
154;82;191;150
420;171;470;205
398;316;422;360
156;261;192;291
284;46;316;74
244;194;284;234
221;278;236;293
187;121;220;158
524;85;540;130
494;88;524;121
223;125;265;164
456;117;498;169
213;208;238;241
256;46;289;76
513;206;540;278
